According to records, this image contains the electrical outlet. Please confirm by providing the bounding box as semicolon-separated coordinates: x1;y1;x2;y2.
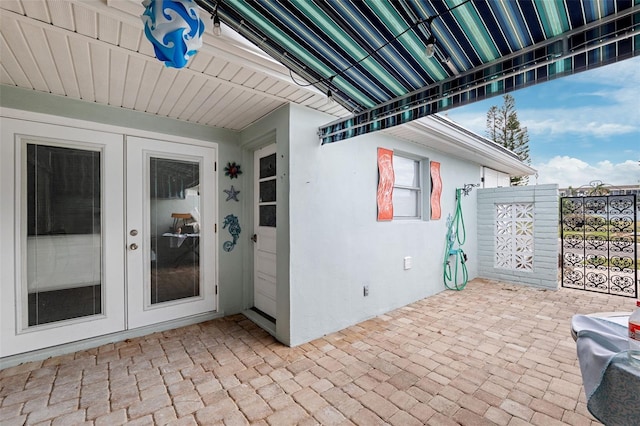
363;285;369;297
404;256;412;270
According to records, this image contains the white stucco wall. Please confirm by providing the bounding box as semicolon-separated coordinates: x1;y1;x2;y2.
286;105;482;346
1;85;508;360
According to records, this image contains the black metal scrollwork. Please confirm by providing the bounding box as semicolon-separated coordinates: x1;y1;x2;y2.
564;252;583;268
585;215;607;233
584;198;606;215
563;234;583;249
610;216;633;233
609;197;633;215
585;272;608;291
562;215;584;231
563;268;584;287
610;275;636;294
609;237;634;253
560;194;637;298
585;235;607;251
610;256;634;272
584;254;607;269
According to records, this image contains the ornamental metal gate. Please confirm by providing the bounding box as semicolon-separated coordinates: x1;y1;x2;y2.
560;195;637;297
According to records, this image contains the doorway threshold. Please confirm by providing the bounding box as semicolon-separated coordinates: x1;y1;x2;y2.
251;307;275;323
243;308;276;337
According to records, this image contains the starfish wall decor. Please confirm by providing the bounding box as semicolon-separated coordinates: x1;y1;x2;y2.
224;185;240;202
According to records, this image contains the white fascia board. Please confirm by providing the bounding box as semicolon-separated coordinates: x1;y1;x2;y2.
395;118;537;177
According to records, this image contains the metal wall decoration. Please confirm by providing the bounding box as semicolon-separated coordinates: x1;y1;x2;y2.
495;203;534;271
561;195;637;298
377;148;394;221
141;0;204;69
224;185;240;202
222;214;241;252
430;161;442;220
224;162;242;179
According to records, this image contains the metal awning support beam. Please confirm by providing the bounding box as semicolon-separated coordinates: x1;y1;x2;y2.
318;6;640;145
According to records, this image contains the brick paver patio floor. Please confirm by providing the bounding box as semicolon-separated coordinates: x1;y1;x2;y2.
1;279;635;425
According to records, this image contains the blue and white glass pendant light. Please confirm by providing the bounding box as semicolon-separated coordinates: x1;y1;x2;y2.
141;0;204;68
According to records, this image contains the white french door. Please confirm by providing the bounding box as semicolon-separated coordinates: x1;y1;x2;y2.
1;118;125;357
253;144;277;319
0;118;217;358
126;136;217;329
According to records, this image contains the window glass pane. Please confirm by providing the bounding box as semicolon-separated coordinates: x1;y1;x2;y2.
150;158;199;199
26;143;102;326
260;180;276;202
394;156;419;187
260;205;276;227
150;157;200;304
259;153;276;179
393;188;419;217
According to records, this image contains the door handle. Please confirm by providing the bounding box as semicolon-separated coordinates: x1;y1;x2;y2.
251;234;257;243
129;243;139;250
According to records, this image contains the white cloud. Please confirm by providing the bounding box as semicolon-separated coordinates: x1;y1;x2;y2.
441;111;485;135
532;156;640;187
524;113;636;138
572;57;640;87
522;57;640;139
447;57;640;142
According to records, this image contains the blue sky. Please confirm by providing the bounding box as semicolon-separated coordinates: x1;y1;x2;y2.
445;55;640;188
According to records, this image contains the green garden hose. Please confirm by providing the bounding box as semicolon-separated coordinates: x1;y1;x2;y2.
443;188;468;290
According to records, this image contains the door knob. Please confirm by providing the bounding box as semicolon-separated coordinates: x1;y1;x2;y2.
129;243;139;250
251;234;257;243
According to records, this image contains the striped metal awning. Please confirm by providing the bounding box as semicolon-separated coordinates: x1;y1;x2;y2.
197;0;640;143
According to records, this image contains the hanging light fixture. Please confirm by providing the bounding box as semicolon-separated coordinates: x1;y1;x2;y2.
425;36;436;59
326;89;336;107
212;4;222;36
141;0;204;68
325;77;336;107
422;16;437;59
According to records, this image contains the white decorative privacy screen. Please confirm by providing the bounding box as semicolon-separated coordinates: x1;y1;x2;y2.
495;203;534;271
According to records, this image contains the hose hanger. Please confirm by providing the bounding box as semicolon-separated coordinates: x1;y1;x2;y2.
459;183;479;197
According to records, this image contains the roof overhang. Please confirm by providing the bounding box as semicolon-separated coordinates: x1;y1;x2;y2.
199;0;640;144
386;115;537;177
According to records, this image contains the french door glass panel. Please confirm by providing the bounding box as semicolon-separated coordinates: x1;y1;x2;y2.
149;157;200;304
26;143;103;326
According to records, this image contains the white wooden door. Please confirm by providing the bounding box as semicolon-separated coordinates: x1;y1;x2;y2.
0;118;125;357
126;136;217;329
253;144;277;319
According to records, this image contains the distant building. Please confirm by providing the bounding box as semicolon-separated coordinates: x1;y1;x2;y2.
559;184;640;197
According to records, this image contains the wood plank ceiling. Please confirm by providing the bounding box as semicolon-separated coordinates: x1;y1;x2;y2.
0;0;350;131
